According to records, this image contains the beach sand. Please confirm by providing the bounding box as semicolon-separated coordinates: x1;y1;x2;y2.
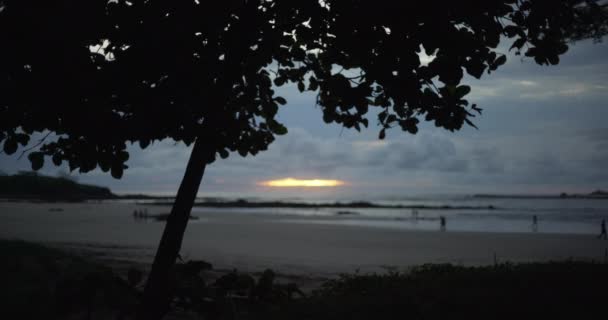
179;212;608;275
1;201;607;278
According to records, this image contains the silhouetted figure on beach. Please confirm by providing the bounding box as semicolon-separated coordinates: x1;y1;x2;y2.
411;209;419;222
134;209;149;221
599;219;607;240
440;216;446;232
532;215;538;232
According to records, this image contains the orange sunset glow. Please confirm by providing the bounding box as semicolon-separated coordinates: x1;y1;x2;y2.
258;178;346;188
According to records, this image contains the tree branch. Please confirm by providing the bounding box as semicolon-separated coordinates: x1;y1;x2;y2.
17;132;52;160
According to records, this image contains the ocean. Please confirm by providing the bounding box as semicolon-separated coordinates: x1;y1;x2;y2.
4;195;607;235
180;195;608;235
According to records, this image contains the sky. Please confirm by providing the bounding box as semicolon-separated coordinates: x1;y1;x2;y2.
1;37;608;199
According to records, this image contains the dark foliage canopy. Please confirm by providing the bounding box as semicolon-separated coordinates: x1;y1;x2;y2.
1;0;606;178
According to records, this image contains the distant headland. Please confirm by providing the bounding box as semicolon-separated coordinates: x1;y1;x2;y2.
473;190;608;199
0;171;116;201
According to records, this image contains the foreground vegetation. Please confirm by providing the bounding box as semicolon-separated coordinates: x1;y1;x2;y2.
2;239;607;319
287;262;608;320
1;240;138;319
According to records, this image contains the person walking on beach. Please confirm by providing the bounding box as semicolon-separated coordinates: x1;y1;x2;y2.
440;216;446;232
599;219;607;240
532;215;538;232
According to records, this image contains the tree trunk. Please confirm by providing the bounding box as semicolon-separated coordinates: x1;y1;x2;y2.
136;139;211;320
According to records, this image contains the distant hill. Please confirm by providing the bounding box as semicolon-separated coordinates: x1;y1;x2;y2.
0;172;116;201
473;190;608;199
589;190;608;197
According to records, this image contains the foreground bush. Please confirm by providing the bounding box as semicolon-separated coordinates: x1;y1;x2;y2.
2;240;607;319
279;262;608;320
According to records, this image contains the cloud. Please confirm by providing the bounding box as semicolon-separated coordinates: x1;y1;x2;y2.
518;80;538;87
2;121;605;196
468;75;608;101
465;39;608;103
2;38;608;196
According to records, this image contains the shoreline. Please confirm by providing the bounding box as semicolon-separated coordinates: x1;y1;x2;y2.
146;200;499;210
1;201;606;278
1;197;500;210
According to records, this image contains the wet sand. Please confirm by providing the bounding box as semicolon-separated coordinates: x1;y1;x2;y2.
1;201;607;277
177;212;608;275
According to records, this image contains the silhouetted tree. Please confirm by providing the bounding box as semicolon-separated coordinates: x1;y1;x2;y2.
1;1;606;319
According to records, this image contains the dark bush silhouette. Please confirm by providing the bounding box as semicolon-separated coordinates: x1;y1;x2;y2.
1;1;607;319
275;262;608;320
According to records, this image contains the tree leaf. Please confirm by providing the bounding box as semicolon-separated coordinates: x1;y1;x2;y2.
274;97;287;105
269;120;288;135
3;138;18;155
491;55;507;70
28;152;44;171
503;25;520;38
308;76;318;91
510;38;527;51
379;128;386;140
52;153;62;166
455;85;471;98
16;134;30;146
273;76;286;86
111;165;124;179
139;139;150;149
465;118;479;129
465;62;485;79
218;148;229;159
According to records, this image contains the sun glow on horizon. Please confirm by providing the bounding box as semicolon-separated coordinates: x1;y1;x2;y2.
258;178;346;188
